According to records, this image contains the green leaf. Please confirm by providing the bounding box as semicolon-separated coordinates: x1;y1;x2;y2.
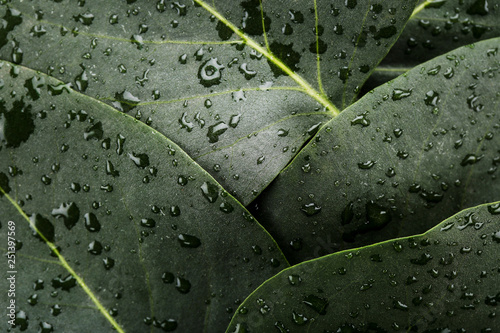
363;0;500;94
0;61;288;332
252;38;500;263
0;0;417;204
227;202;500;332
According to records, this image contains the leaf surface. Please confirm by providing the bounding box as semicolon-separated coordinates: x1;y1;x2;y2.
252;38;500;263
0;0;417;204
0;61;288;333
227;202;500;332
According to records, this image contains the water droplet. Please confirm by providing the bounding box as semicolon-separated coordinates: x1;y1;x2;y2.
116;134;125;155
219;202;234;213
277;129;289;137
207;121;228;143
88;240;103;255
466;92;484;112
424;90;440;106
467;0;489;16
84;213;101;232
162;272;174;284
198;58;225;87
112;91;140;113
216;20;234;40
443;67;454;79
239;63;257;80
24;76;45;100
30;214;55;242
0;99;35;148
241;1;270;35
33;279;44;291
393;128;403;138
392;89;412;101
365;201;391;229
103;257;115;270
488;203;500;215
41;175;52;185
292;311;308;325
105;160;119;177
84;122;104;141
51;274;77;291
303;294;328;315
301;203;322;216
27;293;38;305
175;277;191;293
232;89;247;102
427;65;441;75
345;0;357;9
176;175;188;186
288;274;302;286
200;182;219;203
410;254;435;270
178;234;201;248
460;154;483;166
351;113;370;127
282;23;293;35
268;42;301;76
140;218;156;228
229;114;241;128
73;12;95;25
51;202;80;230
128;152;150;168
419;189;443;203
358;160;376;169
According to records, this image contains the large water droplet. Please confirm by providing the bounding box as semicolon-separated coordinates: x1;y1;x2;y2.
51;274;77;291
198;58;225;87
178;234;201;248
0;99;35;148
112;91;140;113
424;90;440;106
301;203;322;216
207;121;228;143
467;0;489;16
175;277;191;294
303;294;329;314
392;89;412;101
73;12;95;25
140;218;156;228
51;202;80;230
30;214;55;242
88;240;103;255
84;213;101;232
84;122;104;141
128;152;150;168
200;182;219;203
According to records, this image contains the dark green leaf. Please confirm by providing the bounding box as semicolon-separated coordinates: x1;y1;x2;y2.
0;61;288;332
362;0;500;95
227;202;500;332
252;38;500;263
0;0;417;204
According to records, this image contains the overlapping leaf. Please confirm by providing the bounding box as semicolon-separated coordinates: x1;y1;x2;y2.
252;38;500;263
0;0;417;205
227;202;500;332
363;0;500;95
0;61;288;332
